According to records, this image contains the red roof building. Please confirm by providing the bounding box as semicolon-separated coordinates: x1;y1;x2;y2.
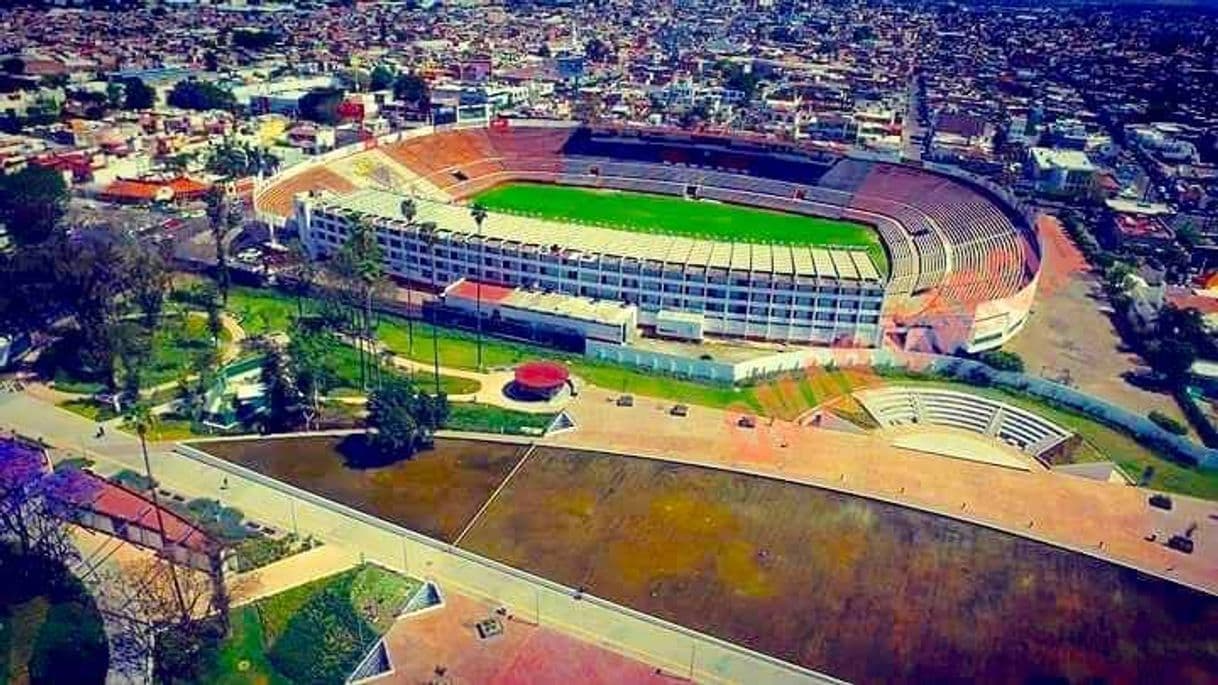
100;176;212;204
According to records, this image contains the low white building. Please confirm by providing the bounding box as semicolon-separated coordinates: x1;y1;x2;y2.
1028;147;1095;197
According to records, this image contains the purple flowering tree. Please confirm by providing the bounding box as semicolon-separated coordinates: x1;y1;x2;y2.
0;437;99;562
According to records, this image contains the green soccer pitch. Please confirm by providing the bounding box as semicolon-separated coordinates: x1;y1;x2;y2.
471;182;890;276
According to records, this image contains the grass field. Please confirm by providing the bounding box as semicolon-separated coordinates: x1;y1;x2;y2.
473;182;889;274
173;563;418;685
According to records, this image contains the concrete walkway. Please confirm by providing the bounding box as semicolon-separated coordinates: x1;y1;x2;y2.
229;544;361;606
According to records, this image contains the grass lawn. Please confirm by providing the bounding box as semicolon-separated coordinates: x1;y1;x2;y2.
446;403;556;434
57;398;117;422
328;343;481;396
473;182;889;274
185;564;419;685
224;286;301;336
41;312;228;394
191;606;290;685
121;415;200;442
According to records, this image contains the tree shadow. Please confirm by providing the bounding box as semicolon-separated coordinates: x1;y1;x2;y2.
336;434;433;470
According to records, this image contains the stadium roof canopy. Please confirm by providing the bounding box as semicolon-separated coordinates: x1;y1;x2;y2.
313;188;883;283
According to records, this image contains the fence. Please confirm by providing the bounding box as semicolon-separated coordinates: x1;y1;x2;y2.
172;443;842;685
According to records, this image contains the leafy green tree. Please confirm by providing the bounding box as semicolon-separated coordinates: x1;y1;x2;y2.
231;27;280;51
419;221;443;396
205;185;234;304
167;79;235;112
366;377;427;458
116;77;155;110
392;73;429;112
978;350;1025;373
0;166;68;246
1146;338;1196;385
370;64;396;91
287;320;339;430
298;87;345;125
333;218;385;389
201;283;224;347
105;81;126;109
127;244;170;329
260;344;304;433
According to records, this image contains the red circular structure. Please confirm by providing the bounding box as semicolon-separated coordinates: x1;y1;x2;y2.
513;361;570;400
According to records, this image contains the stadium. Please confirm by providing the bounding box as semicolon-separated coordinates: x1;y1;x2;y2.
258;121;1042;353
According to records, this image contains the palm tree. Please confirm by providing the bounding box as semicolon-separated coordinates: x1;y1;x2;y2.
400;199;417;357
419;221;442;397
469;203;488;371
124;403;188;621
287;239;318;319
337;218;385;390
204;185;232;306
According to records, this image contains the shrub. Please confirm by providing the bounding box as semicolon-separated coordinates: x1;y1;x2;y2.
111;469;156;491
978;350;1025;373
1148;410;1188;435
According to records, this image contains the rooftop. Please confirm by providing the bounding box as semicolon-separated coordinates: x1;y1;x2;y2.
1030;146;1095;172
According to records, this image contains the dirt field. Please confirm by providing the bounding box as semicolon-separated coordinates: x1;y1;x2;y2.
1007;215;1190;427
196;436;527;542
459;446;1218;684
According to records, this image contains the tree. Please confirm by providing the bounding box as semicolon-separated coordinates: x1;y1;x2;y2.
123;404;190;621
128;244;170;329
1145;338;1196;385
298;87;345;125
370;63;396;91
469;204;488;371
420;221;443;396
259;343;304;433
203;285;224;348
115;322;150;404
366;377;432;459
287;239;318;318
51;231;134;387
584;37;611;63
0;165;69;246
167;79;235;112
333;218;386;390
206;140;277;179
0;439;99;563
105;81;126;109
392;73;429;112
205;186;234;305
287;320;339;430
117;77;154;110
231;27;280;51
108;553;247;684
978;350;1025;373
